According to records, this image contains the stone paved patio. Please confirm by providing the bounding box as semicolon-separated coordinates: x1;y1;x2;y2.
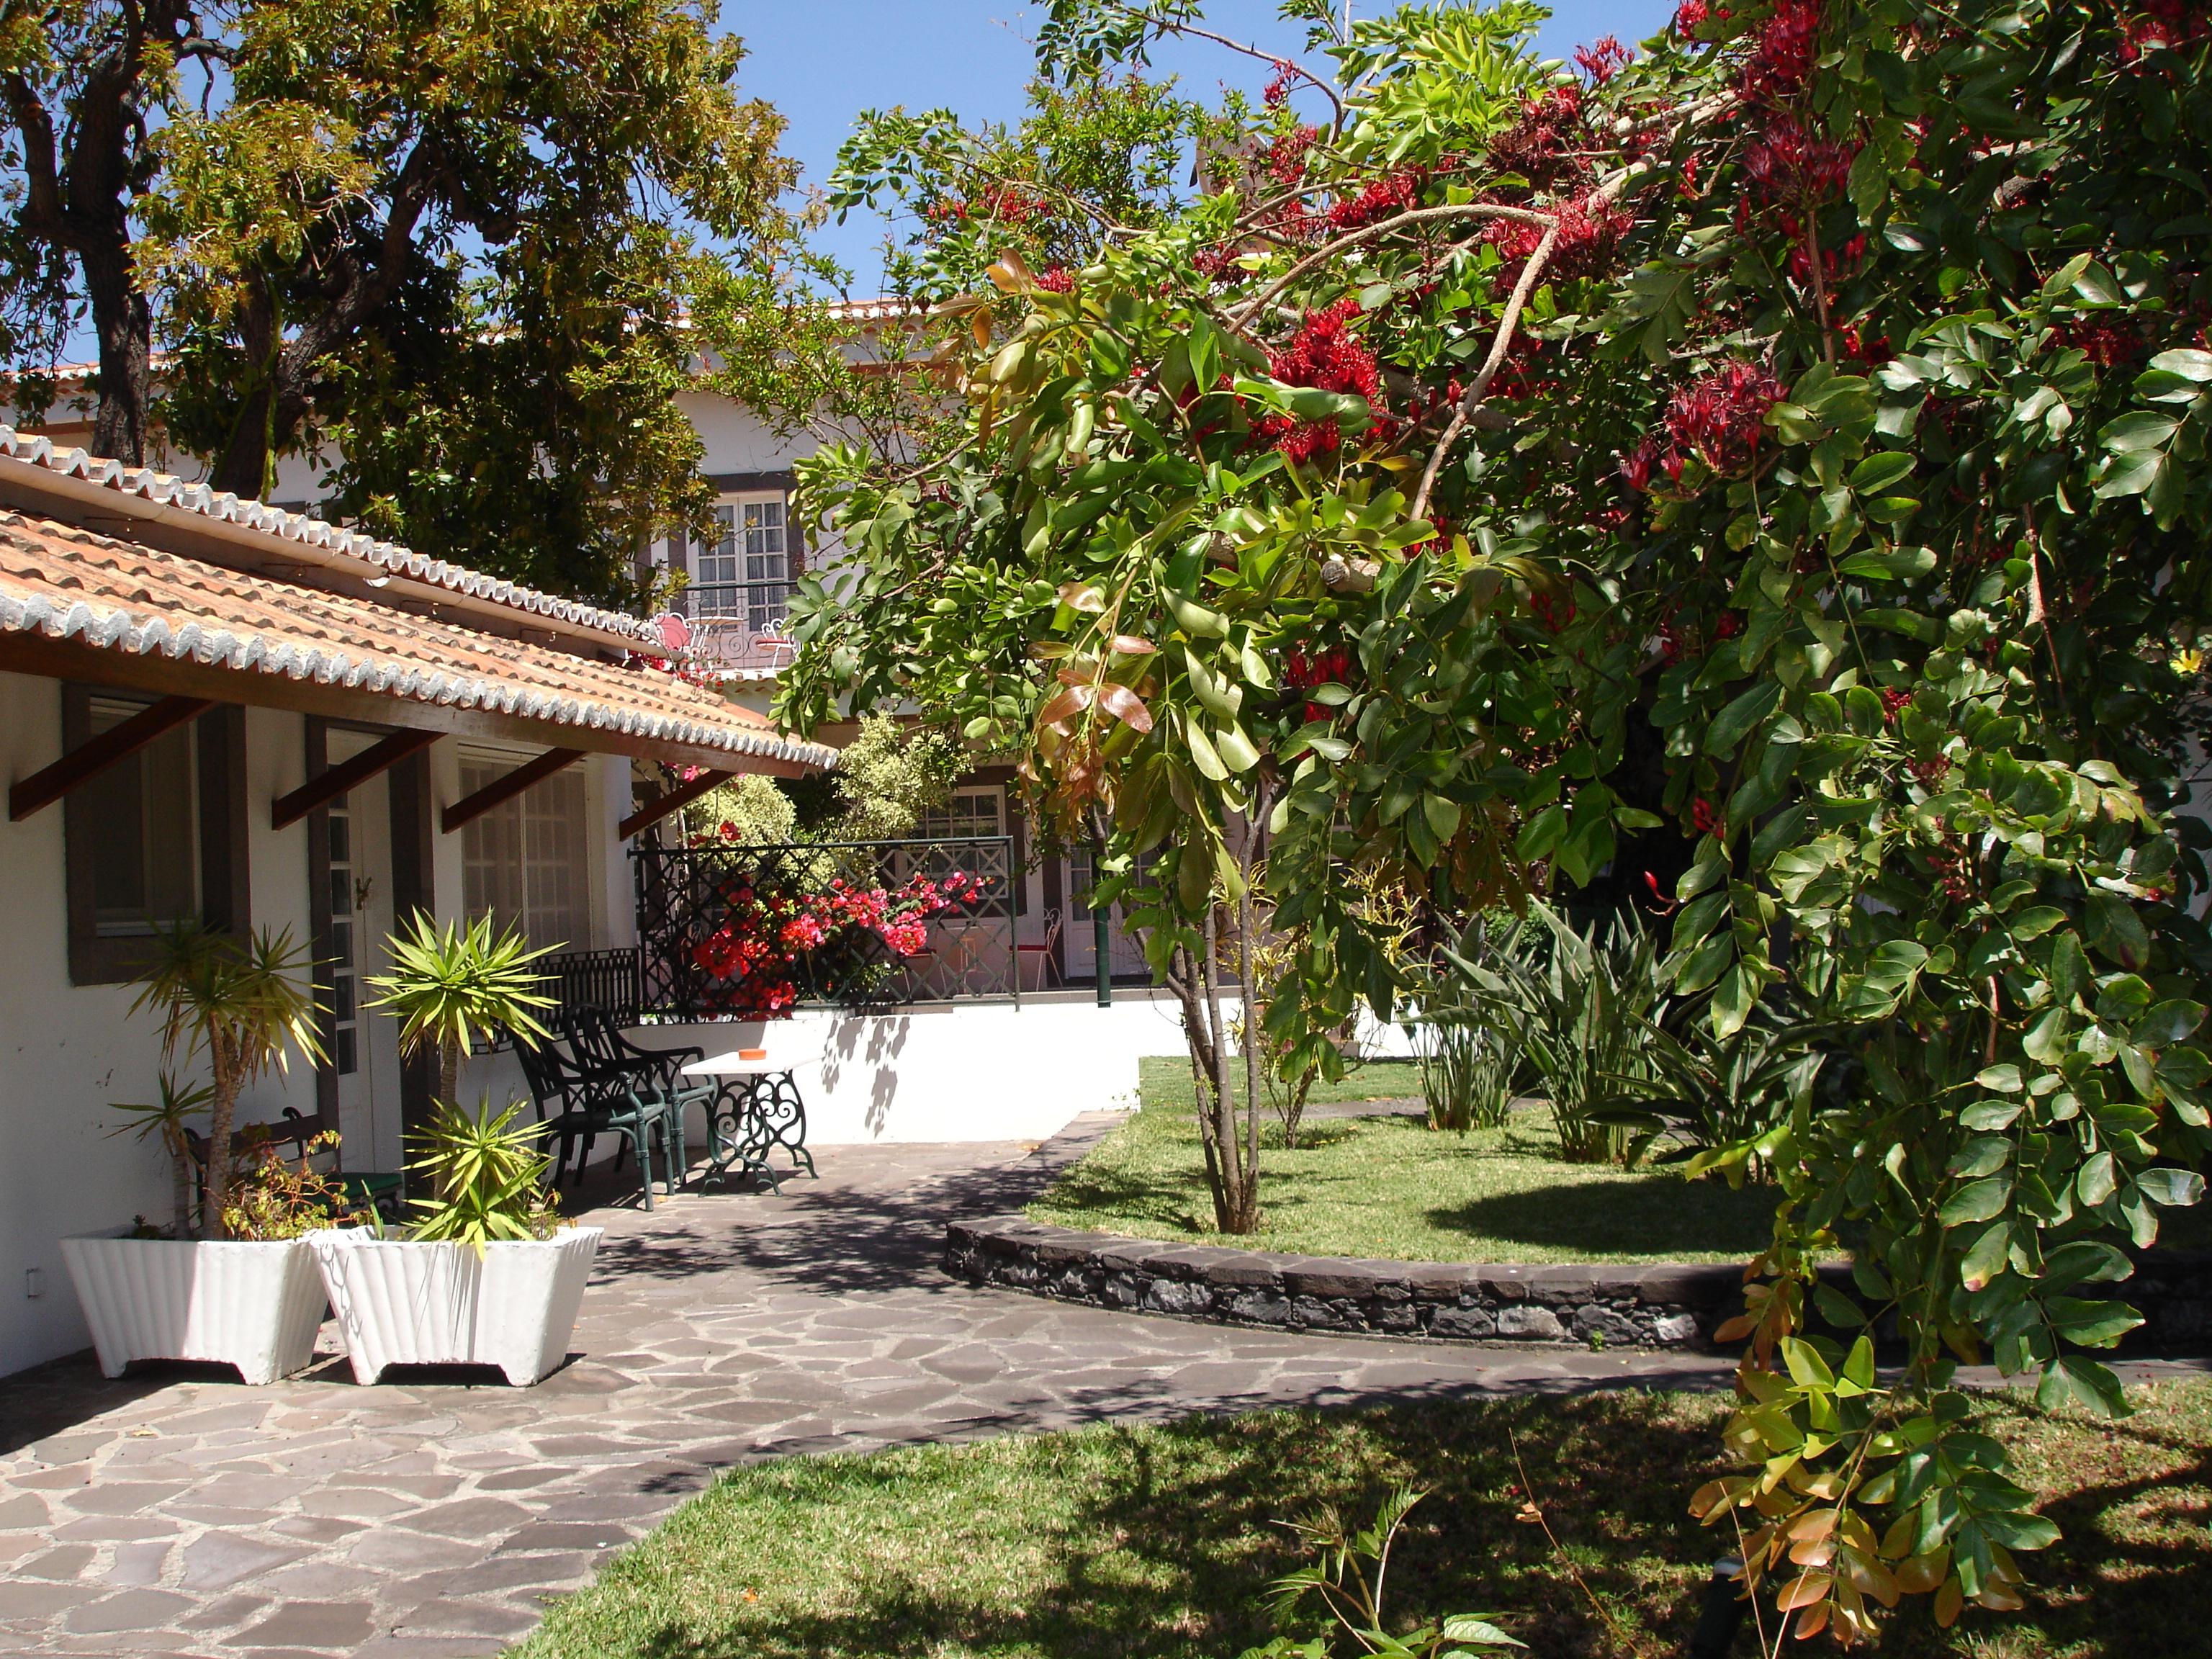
1;1114;2203;1658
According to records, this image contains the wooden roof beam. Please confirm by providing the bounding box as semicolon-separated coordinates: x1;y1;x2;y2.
9;694;214;821
441;747;584;835
619;768;734;841
271;728;439;831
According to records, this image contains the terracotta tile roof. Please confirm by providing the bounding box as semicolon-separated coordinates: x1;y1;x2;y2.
0;425;656;648
0;507;838;771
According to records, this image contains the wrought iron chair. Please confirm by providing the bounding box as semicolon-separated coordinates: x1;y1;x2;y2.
560;1010;713;1182
513;1029;673;1210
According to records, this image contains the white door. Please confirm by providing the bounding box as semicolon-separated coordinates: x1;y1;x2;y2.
325;739;406;1174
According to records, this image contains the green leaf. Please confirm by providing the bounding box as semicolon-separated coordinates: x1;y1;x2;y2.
1184;721;1228;781
2101;411;2180;453
2149;348;2212;380
2136;1167;2205;1208
1849;451;1916;494
2134;1000;2206;1046
1705;681;1781;760
1941;1177;2011;1226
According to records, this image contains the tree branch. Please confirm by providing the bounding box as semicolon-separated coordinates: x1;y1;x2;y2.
1230;201;1552;331
1410;218;1560;522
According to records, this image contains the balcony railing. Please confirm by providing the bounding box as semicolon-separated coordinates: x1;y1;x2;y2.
601;835;1020;1020
670;580;795;675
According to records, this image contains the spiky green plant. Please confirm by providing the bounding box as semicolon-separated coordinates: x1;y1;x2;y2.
129;922;325;1238
107;1073;215;1238
405;1096;561;1249
367;912;556;1103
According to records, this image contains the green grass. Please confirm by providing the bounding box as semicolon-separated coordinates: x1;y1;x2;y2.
511;1380;2212;1659
1027;1057;1779;1265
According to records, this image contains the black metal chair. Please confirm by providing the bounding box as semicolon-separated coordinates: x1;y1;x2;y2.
558;1011;714;1183
513;1030;673;1210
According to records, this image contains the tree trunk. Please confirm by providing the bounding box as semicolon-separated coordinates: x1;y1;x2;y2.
200;1030;241;1240
439;1035;461;1108
81;240;153;465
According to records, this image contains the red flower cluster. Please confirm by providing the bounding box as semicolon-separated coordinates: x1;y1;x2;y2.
1532;590;1578;633
1035;266;1075;292
922;197;967;225
1252;298;1382;463
2118;0;2210;63
2062;318;2145;367
1285;644;1354;723
1665;358;1784;474
1691;796;1722;835
1264;59;1299;108
689;871;984;1019
1740;0;1825;103
1485;194;1630;281
1327;169;1420;231
1266;125;1321;189
1491;85;1588;189
1673;0;1719;35
1741;114;1858;208
1879;686;1912;724
1574;35;1633;84
974;183;1044;223
1788;231;1868;287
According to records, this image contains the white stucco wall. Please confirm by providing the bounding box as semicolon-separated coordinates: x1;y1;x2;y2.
0;675;321;1380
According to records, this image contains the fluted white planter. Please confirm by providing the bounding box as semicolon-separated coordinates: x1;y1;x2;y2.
308;1226;601;1386
60;1233;338;1385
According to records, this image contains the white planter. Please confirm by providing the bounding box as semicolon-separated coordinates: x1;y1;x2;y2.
60;1233;336;1385
308;1227;602;1386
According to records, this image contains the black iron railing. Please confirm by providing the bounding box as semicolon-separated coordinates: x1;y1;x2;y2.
631;835;1018;1018
541;945;644;1024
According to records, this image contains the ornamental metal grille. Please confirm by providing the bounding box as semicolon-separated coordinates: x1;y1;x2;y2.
539;945;644;1025
631;835;1017;1018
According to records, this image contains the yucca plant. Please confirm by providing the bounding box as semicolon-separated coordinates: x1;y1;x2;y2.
1419;1019;1517;1134
107;1073;215;1238
130;922;325;1238
367;912;556;1103
1447;903;1666;1164
405;1097;562;1249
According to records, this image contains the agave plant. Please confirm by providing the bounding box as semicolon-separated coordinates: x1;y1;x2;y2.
367;912;556;1103
130;922;325;1238
405;1097;561;1249
106;1073;215;1238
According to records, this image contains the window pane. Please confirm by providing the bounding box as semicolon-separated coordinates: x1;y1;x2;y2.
461;753;588;953
82;696;198;937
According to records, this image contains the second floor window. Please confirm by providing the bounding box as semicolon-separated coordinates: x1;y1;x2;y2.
686;497;791;631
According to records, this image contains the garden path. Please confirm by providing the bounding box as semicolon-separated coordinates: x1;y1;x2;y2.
0;1115;2199;1659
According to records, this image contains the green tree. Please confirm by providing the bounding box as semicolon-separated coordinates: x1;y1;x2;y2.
3;0;808;606
781;0;2212;1637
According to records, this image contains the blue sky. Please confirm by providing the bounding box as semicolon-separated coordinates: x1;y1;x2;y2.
727;1;1676;292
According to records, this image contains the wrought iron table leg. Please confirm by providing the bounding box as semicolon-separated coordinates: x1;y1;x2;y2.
696;1079;783;1193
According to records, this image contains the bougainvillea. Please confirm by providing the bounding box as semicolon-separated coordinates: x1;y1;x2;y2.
783;1;2212;1640
688;867;981;1017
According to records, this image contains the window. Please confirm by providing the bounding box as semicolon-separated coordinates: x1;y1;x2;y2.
459;752;590;952
79;695;198;936
917;788;1004;842
325;796;361;1076
63;688;247;984
684;497;791;631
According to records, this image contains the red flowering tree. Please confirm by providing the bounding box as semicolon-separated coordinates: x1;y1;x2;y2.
781;1;2212;1637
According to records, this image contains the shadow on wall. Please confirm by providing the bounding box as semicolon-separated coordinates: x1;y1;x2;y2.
817;1014;915;1138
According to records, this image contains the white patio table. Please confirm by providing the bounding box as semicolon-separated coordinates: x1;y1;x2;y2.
680;1048;821;1192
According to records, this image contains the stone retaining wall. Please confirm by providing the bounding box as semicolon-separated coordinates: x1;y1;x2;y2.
945;1215;2212;1352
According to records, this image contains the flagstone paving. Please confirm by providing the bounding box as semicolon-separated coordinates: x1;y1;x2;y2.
1;1115;2203;1659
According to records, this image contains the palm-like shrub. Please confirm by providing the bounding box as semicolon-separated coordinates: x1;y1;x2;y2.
405;1097;561;1248
1592;1007;1831;1181
107;1074;215;1237
1447;904;1666;1163
367;912;555;1103
129;922;324;1238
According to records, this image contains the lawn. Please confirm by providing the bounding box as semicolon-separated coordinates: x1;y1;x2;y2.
1026;1057;1781;1265
511;1380;2212;1659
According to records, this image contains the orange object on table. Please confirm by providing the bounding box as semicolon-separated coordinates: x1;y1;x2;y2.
738;1047;768;1061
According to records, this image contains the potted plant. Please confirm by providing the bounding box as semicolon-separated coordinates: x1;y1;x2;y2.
60;924;341;1384
310;1097;601;1385
366;910;556;1102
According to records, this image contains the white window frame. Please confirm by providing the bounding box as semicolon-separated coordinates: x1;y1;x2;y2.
457;747;595;954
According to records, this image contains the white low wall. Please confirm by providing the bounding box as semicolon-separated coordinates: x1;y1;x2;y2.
456;992;1219;1150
